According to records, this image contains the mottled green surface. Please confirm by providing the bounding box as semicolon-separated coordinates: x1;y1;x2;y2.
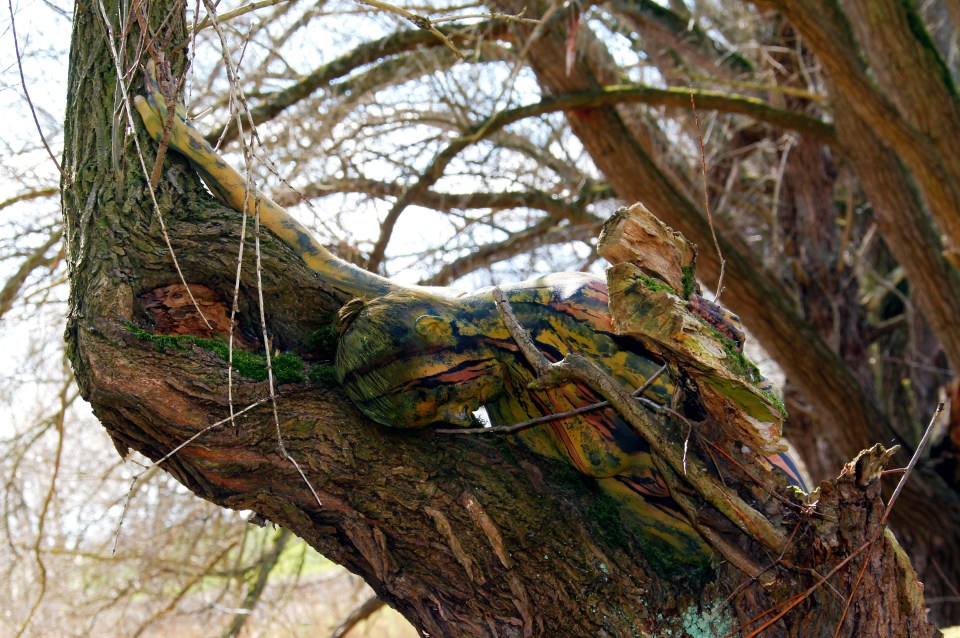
127;323;316;385
134;81;764;569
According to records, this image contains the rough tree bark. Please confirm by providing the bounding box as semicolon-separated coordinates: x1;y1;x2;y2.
488;1;960;623
62;2;943;636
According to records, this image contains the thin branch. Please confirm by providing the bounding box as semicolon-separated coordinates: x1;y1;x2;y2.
132;541;239;638
437;364;667;435
690;91;725;301
112;398;270;555
365;86;836;270
719;523;803;605
7;0;66;180
881;403;942;525
609;0;753;75
193;0;293;32
220;528;291;638
726;539;875;638
198;0;324;508
0;229;63;322
431;10;539;24
0;187;59;212
276;179;603;225
685;74;827;103
421;220;598;286
355;0;465;59
253;198;323;508
14;374;71;638
206;21;510;145
477;86;837;146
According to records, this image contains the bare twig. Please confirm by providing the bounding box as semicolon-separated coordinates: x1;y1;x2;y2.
220;528;291;638
431;10;539;24
682;420;693;474
365;86;832;271
727;538;875;638
689;90;725;301
253;198;323;508
7;0;66;180
329;595;386;638
881;403;942;524
719;523;802;608
192;0;293;32
355;0;464;59
769;135;793;267
131;541;238;638
437;364;667;435
14;375;71;638
198;0;323;508
700;439;814;513
0;187;59;212
192;0;255;436
0;229;63;323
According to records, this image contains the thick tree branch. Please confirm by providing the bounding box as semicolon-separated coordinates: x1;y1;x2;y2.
756;0;960;256
0;229;63;322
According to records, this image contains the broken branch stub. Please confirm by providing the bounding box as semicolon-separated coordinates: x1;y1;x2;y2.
600;205;785;455
597;203;698;297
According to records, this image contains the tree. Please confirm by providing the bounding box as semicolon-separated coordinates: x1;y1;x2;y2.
53;0;960;635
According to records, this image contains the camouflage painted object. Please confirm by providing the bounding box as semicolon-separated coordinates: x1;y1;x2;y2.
135;63;804;564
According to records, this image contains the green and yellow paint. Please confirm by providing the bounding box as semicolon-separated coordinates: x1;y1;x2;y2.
135;61;803;569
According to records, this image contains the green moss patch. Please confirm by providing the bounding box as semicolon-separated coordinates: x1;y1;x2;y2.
719;335;762;385
307;364;338;385
127;322;319;385
635;271;677;296
699;325;762;385
681;265;697;299
760;387;787;418
307;311;339;358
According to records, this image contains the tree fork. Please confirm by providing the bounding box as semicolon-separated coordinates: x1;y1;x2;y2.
62;1;941;636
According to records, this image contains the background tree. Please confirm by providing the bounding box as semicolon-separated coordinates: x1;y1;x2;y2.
4;0;960;634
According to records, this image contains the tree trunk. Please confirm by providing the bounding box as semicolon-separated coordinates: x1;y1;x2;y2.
62;1;942;635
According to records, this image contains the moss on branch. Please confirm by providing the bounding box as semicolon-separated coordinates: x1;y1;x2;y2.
127;322;339;386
